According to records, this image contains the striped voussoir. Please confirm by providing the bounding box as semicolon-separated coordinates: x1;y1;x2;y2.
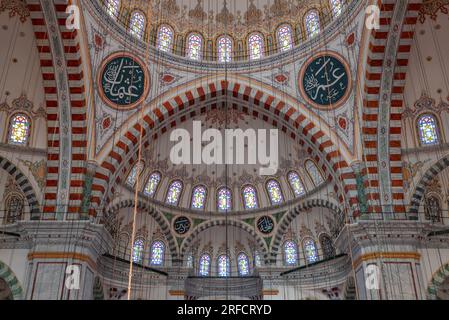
28;0;88;218
105;199;178;259
269;198;343;264
362;0;422;215
179;218;269;262
91;80;359;216
0;156;40;218
0;260;24;300
409;154;449;218
427;262;449;300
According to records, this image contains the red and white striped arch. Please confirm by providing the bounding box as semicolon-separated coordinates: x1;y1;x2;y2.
90;79;360;217
362;0;422;216
27;0;88;218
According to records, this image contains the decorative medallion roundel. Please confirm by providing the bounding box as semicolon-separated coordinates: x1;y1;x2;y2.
174;216;191;235
98;52;149;110
299;51;351;110
257;216;275;235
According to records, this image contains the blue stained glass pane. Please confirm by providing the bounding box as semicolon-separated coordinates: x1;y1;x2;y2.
288;171;306;197
218;36;232;62
166;180;183;205
304;238;319;264
9;114;30;145
150;241;164;265
157;25;174;52
144;172;161;197
305;10;321;38
254;252;262;267
248;34;264;60
237;253;250;276
187;33;202;60
129;11;145;39
126;161;144;187
106;0;120;18
330;0;343;17
266;180;284;205
278;25;293;52
217;255;230;277
242;185;258;209
191;185;207;210
199;254;211;276
132;239;144;263
418;114;439;146
284;241;297;265
217;187;232;212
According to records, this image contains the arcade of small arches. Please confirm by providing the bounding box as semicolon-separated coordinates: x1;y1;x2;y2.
1;0;449;301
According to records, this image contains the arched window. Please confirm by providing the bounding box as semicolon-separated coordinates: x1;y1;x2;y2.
237;253;250;276
157;25;174;52
248;33;264;60
186;33;203;60
284;240;298;265
266;179;284;205
217;36;232;62
187;254;194;268
150;241;165;266
319;234;335;259
8;113;31;146
126;161;144;187
166;180;183;205
254;252;262;267
144;172;161;197
305;10;321;38
242;185;258;210
217;255;230;277
199;254;211;276
217;187;232;212
129;11;145;39
277;25;293;52
288;171;306;197
191;185;207;210
330;0;343;17
4;195;24;224
417;114;440;146
132;239;144;263
303;238;319;264
425;196;442;222
105;0;120;18
305;160;324;186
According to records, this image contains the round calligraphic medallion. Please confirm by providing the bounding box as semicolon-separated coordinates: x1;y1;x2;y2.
174;216;191;235
257;216;275;235
299;51;351;110
98;52;149;110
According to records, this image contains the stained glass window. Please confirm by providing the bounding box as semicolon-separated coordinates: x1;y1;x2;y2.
218;36;232;62
254;252;262;267
305;160;324;186
330;0;343;17
126;161;144;187
319;234;335;259
266;180;284;205
217;255;230;277
303;238;319;264
242;185;258;210
237;253;250;276
199;254;211;276
418;114;440;146
248;33;264;60
144;172;161;197
187;254;194;268
8;114;30;145
186;33;203;60
284;241;298;265
277;25;293;52
129;11;145;39
106;0;120;18
150;241;165;266
157;25;174;52
191;185;207;210
166;180;183;205
217;187;232;212
288;171;306;197
132;239;144;263
305;10;321;38
5;195;24;224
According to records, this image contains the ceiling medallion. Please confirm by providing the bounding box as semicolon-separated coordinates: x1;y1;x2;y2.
98;52;150;110
173;216;191;235
257;216;275;235
299;51;352;110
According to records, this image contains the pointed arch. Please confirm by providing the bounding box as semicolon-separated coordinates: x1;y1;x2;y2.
0;260;23;300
